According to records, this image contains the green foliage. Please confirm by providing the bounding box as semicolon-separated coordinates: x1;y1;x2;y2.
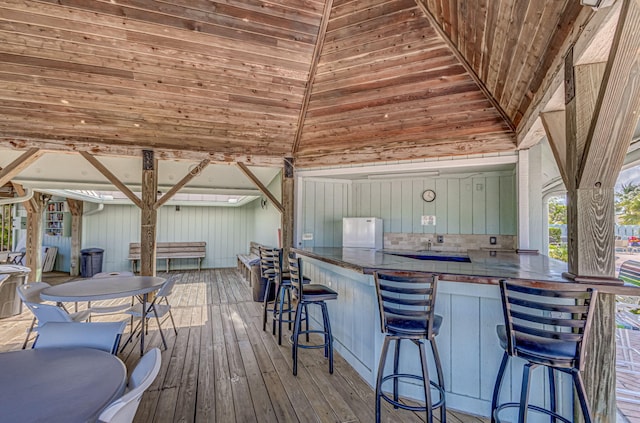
548;227;562;244
548;243;568;262
0;206;11;250
616;183;640;225
548;197;567;225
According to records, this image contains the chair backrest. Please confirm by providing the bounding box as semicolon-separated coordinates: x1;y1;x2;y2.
287;253;304;299
499;280;597;370
157;276;177;298
33;321;128;354
92;271;135;279
259;246;280;281
97;348;162;423
26;301;75;324
374;271;439;336
16;282;51;305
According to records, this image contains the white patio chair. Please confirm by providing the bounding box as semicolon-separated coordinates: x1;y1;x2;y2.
87;271;136;319
32;321;128;354
97;348;162;423
120;277;178;351
16;282;91;349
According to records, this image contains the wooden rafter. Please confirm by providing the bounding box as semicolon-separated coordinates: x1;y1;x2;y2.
415;0;515;132
578;0;640;188
540;110;569;188
236;162;284;213
516;4;617;145
79;151;143;209
154;159;210;210
0;148;42;187
291;0;333;154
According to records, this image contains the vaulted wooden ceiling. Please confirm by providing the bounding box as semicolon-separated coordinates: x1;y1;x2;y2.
0;0;594;168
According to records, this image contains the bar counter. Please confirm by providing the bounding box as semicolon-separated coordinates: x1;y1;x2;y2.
293;247;640;295
291;247;640;419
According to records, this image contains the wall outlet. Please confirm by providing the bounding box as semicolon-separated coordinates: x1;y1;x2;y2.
302;233;314;241
490;236;497;245
437;235;444;243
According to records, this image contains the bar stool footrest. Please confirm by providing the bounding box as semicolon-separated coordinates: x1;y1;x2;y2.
290;331;332;350
494;402;571;423
380;373;445;411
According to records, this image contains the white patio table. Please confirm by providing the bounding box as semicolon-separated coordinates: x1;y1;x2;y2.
0;347;126;422
41;275;166;355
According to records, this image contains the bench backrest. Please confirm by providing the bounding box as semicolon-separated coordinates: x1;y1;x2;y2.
249;241;262;257
619;260;640;286
129;242;206;256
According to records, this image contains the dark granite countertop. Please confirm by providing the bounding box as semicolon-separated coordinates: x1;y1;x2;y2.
292;247;640;295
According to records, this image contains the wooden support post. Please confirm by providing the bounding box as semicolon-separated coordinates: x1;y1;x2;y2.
561;2;640;419
282;157;295;260
24;192;48;282
140;150;157;277
236;162;284;213
66;199;83;277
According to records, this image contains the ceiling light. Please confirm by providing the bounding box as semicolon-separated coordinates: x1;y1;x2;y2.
367;171;440;180
228;198;239;204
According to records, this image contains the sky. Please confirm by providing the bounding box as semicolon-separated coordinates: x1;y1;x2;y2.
617;166;640;191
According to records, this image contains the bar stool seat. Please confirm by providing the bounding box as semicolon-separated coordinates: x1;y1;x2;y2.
374;271;446;423
491;280;597;423
387;314;443;336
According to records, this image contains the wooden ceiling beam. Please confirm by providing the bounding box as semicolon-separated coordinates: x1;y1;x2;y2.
578;0;640;189
79;151;143;209
236;162;284;213
415;0;515;132
292;0;333;155
153;159;210;210
540;110;569;188
0;148;43;187
0;138;284;166
516;4;619;146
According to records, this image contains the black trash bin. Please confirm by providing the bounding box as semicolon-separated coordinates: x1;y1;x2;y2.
252;271;277;302
80;248;104;278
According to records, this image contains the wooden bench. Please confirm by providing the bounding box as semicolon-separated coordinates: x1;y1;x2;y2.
128;242;206;272
237;241;262;283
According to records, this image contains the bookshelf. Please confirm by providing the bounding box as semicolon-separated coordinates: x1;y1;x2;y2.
45;201;71;237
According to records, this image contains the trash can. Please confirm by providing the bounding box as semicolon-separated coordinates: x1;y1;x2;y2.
0;265;31;319
252;266;277;303
80;248;104;278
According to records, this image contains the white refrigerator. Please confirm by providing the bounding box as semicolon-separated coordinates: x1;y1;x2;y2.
342;217;383;249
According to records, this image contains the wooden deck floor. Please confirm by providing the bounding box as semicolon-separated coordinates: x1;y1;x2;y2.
0;269;490;423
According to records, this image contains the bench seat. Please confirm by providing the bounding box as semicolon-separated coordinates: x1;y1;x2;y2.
237;242;262;285
128;241;206;272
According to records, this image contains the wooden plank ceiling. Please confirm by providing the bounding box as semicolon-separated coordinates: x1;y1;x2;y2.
0;0;591;168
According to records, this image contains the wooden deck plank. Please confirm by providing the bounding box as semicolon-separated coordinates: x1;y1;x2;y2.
0;269;492;423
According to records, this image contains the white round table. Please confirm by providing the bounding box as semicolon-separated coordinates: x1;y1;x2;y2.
0;347;126;422
41;276;166;355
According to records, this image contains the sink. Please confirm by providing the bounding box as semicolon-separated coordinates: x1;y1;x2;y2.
386;251;471;263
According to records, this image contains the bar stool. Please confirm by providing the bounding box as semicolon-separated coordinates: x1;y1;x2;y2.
288;253;338;376
491;280;597;423
260;247;294;345
374;271;446;423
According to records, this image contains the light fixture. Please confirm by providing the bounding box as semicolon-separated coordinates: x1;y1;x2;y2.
260;198;268;209
228;198;239;204
367;171;440;180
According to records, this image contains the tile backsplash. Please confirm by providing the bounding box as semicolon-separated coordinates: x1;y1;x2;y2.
384;233;517;252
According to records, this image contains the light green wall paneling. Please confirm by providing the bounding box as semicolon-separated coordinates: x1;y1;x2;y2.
83;203;255;272
485;176;500;234
472;177;486;234
500;175;516;235
460;179;473;234
300;179;352;248
447;179;460;234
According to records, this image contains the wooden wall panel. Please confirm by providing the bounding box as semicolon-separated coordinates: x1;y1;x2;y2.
299;172;516;248
82;203;256;271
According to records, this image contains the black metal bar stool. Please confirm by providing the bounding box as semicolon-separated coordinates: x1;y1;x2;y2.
374;271;446;423
491;280;597;423
288;253;338;376
260;247;294;345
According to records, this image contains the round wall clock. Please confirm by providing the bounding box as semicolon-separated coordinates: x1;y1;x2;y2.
422;189;436;202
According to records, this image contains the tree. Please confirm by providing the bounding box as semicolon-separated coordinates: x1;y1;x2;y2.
616;183;640;225
548;197;567;225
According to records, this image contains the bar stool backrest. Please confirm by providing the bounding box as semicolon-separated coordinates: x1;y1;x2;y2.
259;246;280;282
288;253;303;299
374;271;439;336
499;280;597;370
